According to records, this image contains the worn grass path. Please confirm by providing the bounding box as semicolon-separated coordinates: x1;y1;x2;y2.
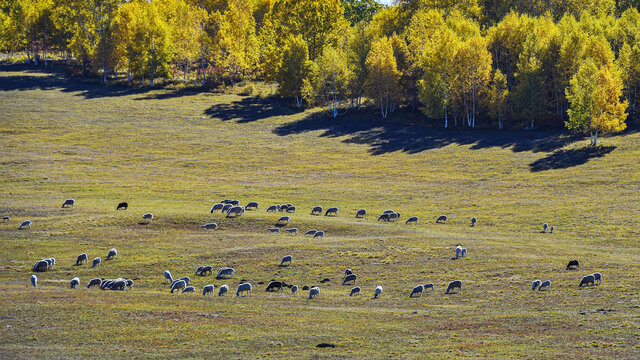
0;68;639;359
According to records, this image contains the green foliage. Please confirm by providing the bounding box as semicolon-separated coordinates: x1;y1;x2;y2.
276;34;311;107
341;0;382;25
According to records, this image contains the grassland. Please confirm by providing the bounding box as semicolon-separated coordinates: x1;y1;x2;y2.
1;66;639;359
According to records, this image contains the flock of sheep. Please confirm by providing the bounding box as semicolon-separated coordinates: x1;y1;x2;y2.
8;197;604;300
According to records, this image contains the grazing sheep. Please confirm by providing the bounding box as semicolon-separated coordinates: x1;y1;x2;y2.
279;204;289;212
210;203;224;213
19;220;32;229
70;277;80;289
236;283;252;297
424;283;434;291
100;279;113;290
302;286;310;290
2;216;10;222
284;228;298;236
455;246;462;259
356;209;366;218
171;280;187;293
406;216;418;225
377;214;390;222
471;217;477;227
349;286;361;296
266;205;279;212
226;206;245;217
266;281;285;292
221;204;233;213
125;279;134;289
461;248;467;257
216;267;234;279
311;206;323;215
531;279;542;291
410;285;424;298
196;265;213;276
566;260;579;270
230;200;240;206
291;285;298;295
538;280;551;291
579;274;595;287
313;231;324;238
221;199;234;204
280;255;292;267
182;286;195;294
30;274;37;288
203;284;215;295
304;229;318;236
46;258;55;270
268;227;280;234
92;257;101;268
592;272;602;285
110;279;127;291
116;202;128;210
286;206;296;213
245;202;259;210
382;210;395;214
325;207;338;216
107;248;117;260
164;270;173;283
87;278;102;288
200;223;218;231
142;213;153;223
445;280;462;294
550;226;554;233
62;199;75;208
76;253;88;265
342;274;357;285
345;268;353;275
218;284;229;296
436;215;448;224
33;260;48;272
178;276;191;285
374;286;383;299
388;213;400;222
309;286;320;299
542;223;549;232
276;216;291;225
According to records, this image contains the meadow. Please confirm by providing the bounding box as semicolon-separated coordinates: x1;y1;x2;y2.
0;66;639;359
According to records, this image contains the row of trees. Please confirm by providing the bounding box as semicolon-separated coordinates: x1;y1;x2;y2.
1;0;637;143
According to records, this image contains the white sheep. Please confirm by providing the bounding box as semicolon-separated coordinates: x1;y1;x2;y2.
236;283;252;297
70;277;80;289
304;229;318;236
76;253;88;265
266;205;279;212
218;284;229;296
349;286;361;296
245;201;259;210
19;220;32;229
30;274;37;288
202;284;215;295
276;216;290;225
592;272;602;285
268;227;280;234
182;286;196;294
424;283;434;291
164;270;173;283
538;280;551;291
374;286;383;298
531;279;541;291
309;286;320;299
171;280;187;293
216;267;234;279
455;246;462;259
142;213;153;223
107;248;117;260
62;199;75;208
92;257;101;268
285;228;298;236
200;223;218;230
1;216;9;222
210;203;224;213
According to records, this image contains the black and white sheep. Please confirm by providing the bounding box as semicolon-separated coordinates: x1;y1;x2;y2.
164;270;173;283
405;216;418;224
107;248;117;260
70;277;80;289
291;285;298;295
374;286;383;299
342;274;357;285
286;206;296;213
276;216;291;225
409;285;424;298
349;286;361;296
542;223;549;232
284;228;298;236
532;279;541;291
218;284;229;296
304;229;318;236
30;274;37;287
280;255;292;267
313;231;324;238
593;272;602;285
538;280;551;291
87;278;103;288
471;217;477;227
445;280;462;294
226;206;245;217
200;223;218;230
1;216;9;222
266;205;279;212
202;284;215;296
171;280;187;293
92;257;101;268
76;253;88;265
19;220;32;229
142;213;153;223
210;203;224;213
309;286;320;299
217;267;234;279
182;286;196;294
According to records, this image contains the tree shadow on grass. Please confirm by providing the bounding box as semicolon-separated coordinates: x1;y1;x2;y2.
529;146;616;172
273;113;578;155
204;97;300;123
